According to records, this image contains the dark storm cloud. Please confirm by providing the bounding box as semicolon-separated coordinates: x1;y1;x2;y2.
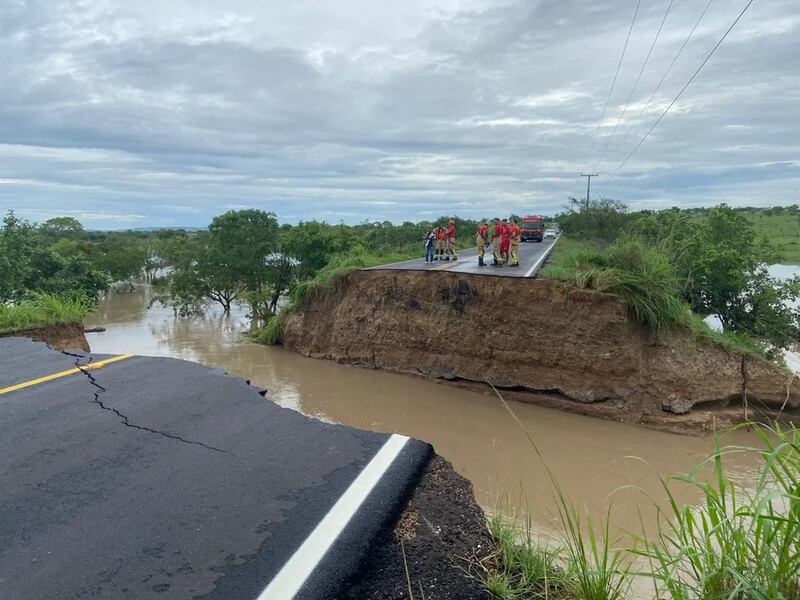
0;0;798;228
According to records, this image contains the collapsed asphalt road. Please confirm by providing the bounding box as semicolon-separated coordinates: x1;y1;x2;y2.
0;337;432;599
368;237;559;278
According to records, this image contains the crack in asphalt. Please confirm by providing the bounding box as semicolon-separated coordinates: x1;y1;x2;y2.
69;354;227;454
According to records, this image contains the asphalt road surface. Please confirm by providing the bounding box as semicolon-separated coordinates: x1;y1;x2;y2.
369;237;559;278
0;337;431;600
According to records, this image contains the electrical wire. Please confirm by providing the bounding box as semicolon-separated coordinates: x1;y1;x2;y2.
597;0;757;196
593;0;675;175
601;0;716;179
585;0;642;170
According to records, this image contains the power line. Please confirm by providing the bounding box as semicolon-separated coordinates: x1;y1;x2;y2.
585;0;642;169
593;0;675;174
602;0;716;178
597;0;756;196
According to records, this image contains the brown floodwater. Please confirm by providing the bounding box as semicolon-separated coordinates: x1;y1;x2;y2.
85;283;762;537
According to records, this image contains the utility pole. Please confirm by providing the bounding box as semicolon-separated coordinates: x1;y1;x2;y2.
580;173;598;212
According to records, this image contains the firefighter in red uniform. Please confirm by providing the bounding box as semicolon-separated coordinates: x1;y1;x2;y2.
510;220;521;266
500;220;511;265
475;222;489;266
491;219;503;266
446;219;457;261
435;227;446;260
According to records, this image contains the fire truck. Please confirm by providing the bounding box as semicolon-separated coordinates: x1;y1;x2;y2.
520;215;544;242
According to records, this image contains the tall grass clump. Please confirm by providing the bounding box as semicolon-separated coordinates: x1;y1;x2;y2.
251;307;291;345
482;385;633;600
0;292;94;333
554;491;632;600
545;235;688;332
636;424;800;599
482;511;566;599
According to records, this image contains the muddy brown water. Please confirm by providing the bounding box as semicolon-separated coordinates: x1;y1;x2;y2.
85;283;764;538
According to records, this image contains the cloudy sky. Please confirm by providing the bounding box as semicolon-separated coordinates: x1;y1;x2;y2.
1;0;798;229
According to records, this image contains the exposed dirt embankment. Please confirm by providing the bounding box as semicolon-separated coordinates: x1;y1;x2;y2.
0;322;90;353
282;270;800;432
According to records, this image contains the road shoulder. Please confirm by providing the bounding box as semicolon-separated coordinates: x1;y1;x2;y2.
339;455;492;600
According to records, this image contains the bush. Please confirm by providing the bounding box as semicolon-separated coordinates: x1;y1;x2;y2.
0;293;94;333
546;236;688;332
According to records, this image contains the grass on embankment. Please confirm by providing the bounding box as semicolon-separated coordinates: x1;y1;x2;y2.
540;236;767;360
252;248;415;345
480;421;800;600
0;293;94;334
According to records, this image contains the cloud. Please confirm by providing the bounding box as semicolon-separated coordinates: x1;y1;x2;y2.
0;0;798;228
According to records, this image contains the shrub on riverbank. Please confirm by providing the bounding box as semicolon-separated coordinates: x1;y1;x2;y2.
542;234;790;361
482;424;800;600
0;293;94;334
544;236;686;333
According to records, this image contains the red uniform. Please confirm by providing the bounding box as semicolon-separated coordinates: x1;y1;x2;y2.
477;224;489;240
500;224;511;254
447;224;456;241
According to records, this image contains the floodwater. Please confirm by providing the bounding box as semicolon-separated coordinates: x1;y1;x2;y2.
85;283;765;538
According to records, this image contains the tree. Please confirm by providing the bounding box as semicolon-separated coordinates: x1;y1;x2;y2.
0;212;108;302
281;221;353;279
557;198;633;241
41;217;85;240
94;235;147;287
644;204;799;352
155;210;281;314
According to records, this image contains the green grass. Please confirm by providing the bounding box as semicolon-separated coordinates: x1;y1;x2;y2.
0;293;94;334
483;424;800;600
683;209;800;265
634;424;800;599
481;386;633;600
542;236;689;332
252;247;415;345
483;512;567;599
539;236;597;279
746;212;800;265
481;384;800;600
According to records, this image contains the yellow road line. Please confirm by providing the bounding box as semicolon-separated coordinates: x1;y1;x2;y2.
0;354;134;396
431;259;460;271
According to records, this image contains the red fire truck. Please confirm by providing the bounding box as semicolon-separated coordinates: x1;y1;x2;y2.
520;215;544;242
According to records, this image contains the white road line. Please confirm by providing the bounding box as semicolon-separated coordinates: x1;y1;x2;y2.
524;236;560;278
257;434;410;600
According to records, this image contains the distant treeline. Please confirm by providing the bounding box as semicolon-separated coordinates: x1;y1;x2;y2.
558;200;800;263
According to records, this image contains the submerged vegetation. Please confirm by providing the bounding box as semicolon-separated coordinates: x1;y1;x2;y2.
481;423;800;600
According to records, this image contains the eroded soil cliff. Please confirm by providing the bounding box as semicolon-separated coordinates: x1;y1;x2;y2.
0;322;90;353
282;270;800;432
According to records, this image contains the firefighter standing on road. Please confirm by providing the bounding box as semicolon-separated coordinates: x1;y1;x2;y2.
500;220;511;265
446;219;457;261
491;218;503;266
435;227;446;260
475;222;489;266
509;220;521;267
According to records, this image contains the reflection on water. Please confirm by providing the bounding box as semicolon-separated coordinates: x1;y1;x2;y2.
86;284;762;535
